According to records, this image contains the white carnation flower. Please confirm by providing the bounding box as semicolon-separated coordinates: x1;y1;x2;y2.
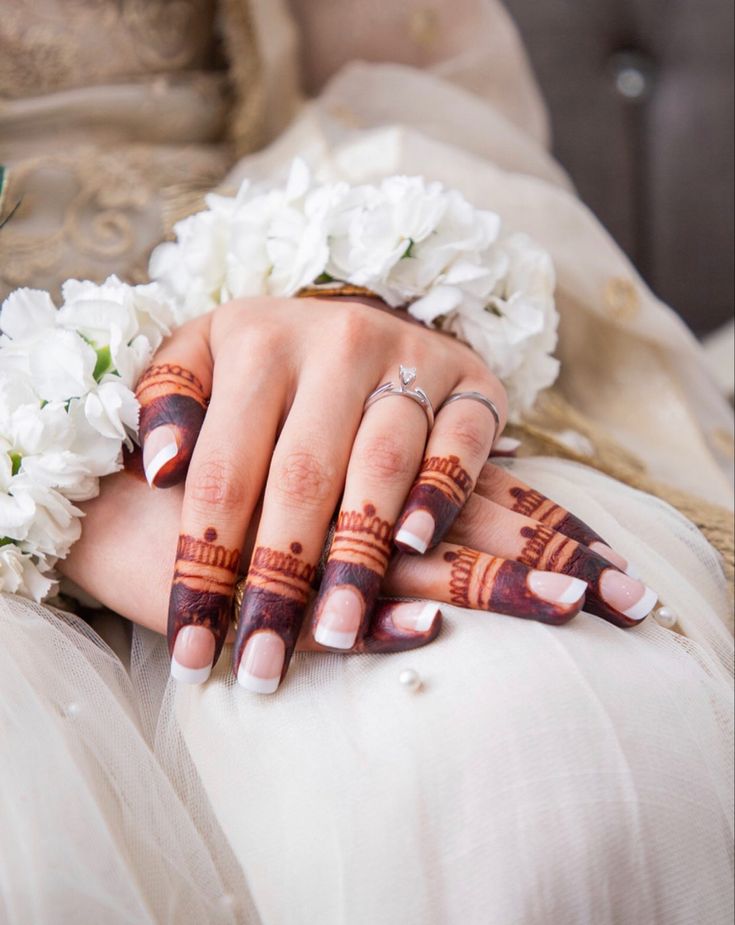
28;329;97;402
0;542;53;599
0;288;56;340
85;378;140;442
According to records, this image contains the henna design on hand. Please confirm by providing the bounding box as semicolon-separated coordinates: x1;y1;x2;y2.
233;544;319;679
312;504;394;645
136;364;208;488
516;524;639;625
168;530;240;662
395;455;474;553
509;486;606;549
444;546;577;624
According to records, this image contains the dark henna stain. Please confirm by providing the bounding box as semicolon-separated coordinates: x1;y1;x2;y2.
553;513;606;549
447;546;576;625
312;504;394;641
443;550;458;562
516;524;640;629
510;486;607;549
168;531;240;661
518;524;559;569
204;527;218;542
135;364;208;488
395;455;473;552
233;544;318;679
356;600;442;654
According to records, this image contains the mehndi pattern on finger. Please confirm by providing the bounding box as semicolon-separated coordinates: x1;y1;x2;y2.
395;454;474;554
444;546;582;624
168;528;240;665
516;524;655;627
312;503;394;649
137;364;208;488
234;543;319;693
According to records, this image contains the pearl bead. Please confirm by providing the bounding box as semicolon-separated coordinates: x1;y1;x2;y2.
64;702;81;718
399;668;422;692
654;606;678;629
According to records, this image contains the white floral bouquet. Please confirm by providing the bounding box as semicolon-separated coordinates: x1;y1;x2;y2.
0;160;559;599
151;160;559;413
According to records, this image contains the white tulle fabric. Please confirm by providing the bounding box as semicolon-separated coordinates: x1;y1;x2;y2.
1;459;732;924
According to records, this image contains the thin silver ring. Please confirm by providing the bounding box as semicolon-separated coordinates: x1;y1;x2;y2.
440;391;501;432
364;365;435;430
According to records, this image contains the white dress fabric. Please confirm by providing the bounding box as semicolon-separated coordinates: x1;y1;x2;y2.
1;460;732;925
1;2;733;923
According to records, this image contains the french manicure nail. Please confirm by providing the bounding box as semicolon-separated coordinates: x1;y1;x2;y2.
528;571;587;605
237;631;286;694
599;570;658;620
390;600;442;632
395;510;436;554
170;625;215;685
143;425;178;487
314;587;363;649
492;436;521;455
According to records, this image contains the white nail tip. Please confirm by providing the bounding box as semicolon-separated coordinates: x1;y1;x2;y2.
236;666;280;694
623;586;658;621
144;442;178;487
557;577;587;604
314;625;358;649
493;436;521;452
170;658;212;685
415;602;440;631
394;528;428;554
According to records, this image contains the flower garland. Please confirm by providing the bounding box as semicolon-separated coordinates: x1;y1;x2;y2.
0;160;559;600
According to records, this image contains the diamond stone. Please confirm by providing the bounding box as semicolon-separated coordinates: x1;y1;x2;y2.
399;365;417;388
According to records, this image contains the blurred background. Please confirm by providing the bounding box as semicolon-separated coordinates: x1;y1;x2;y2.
503;0;733;338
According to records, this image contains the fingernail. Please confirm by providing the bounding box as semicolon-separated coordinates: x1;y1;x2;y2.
599;571;658;621
143;425;178;487
236;631;286;694
528;572;587;605
314;587;362;649
395;510;435;554
589;541;639;577
390;600;442;632
492;436;521;455
171;625;215;685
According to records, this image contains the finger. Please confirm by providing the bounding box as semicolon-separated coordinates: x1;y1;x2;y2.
310;392;432;651
169;356;286;684
384;541;587;625
233;372;364;694
135;316;212;488
295;599;442;654
394;379;505;555
475;463;636;575
447;494;657;627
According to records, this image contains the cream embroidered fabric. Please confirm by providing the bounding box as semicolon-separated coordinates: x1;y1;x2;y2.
0;2;732;924
0;0;263;301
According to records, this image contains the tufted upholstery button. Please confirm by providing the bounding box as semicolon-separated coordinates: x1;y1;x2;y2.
609;51;656;102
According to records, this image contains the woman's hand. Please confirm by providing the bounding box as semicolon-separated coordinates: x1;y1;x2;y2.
134;296;509;690
60;456;656;679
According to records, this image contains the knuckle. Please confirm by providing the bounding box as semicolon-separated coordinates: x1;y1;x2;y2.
188;456;248;514
442;413;493;459
359;433;416;482
274;450;336;509
330;305;369;358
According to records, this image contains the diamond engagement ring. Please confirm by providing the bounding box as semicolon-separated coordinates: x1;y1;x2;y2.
364;365;435;429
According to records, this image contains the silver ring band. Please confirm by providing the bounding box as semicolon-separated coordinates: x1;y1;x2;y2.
440;391;501;432
364;365;435;430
